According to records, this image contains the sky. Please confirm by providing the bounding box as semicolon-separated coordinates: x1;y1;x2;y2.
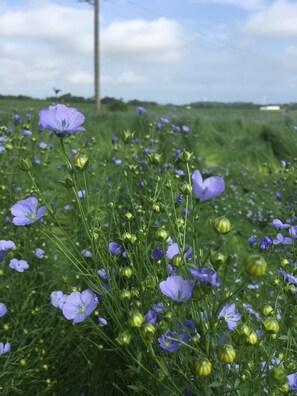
0;0;297;105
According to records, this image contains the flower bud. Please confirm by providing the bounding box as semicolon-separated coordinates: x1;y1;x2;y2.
210;251;227;269
147;153;161;165
152;203;161;213
271;366;287;384
262;318;280;333
59;175;74;188
121;232;132;243
141;323;156;339
212;216;232;234
119;266;134;279
125;212;133;221
194;358;212;376
172;254;183;267
18;158;32;171
261;304;274;316
121;129;134;144
128;311;145;328
4;143;13;151
180;183;192;195
179;151;193;163
74;154;88;170
217;344;236;363
116;329;132;346
244;254;267;276
280;258;289;267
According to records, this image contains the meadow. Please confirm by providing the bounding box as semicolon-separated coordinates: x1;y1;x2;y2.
0;97;297;395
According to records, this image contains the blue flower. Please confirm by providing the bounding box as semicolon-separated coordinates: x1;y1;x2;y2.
62;290;98;323
258;236;273;250
39;104;85;136
158;331;180;352
11;197;46;226
159;276;194;302
218;303;242;331
192;170;225;201
0;303;7;317
278;269;297;285
190;267;221;287
9;259;29;272
0;342;10;355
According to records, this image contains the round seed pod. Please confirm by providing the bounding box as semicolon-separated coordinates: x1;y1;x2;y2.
244;254;267;276
217;344;236;363
194;358;212;377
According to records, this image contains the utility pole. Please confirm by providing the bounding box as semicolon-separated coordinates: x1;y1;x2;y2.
94;0;101;111
78;0;101;111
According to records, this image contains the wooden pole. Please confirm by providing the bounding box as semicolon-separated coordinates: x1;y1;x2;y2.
94;0;101;111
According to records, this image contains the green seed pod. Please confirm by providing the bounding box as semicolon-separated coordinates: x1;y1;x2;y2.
119;266;134;279
212;216;232;234
217;344;236;363
262;317;280;333
194;358;212;377
244;254;267;276
261;304;274;316
179;151;193;163
245;331;258;345
155;229;169;242
128;311;145;328
210;251;227;269
172;254;182;267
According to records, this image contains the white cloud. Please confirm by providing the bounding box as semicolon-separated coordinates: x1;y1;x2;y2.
243;0;297;37
102;18;186;64
67;71;93;85
117;71;146;85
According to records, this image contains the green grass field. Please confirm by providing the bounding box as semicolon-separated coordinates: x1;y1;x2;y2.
1;98;297;395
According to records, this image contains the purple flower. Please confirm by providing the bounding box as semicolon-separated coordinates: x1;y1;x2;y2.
287;373;297;392
151;247;164;260
13;114;22;123
81;249;92;258
145;310;157;325
278;269;297;285
9;259;29;272
159;276;195;302
158;330;180;352
11;197;46;226
32;248;45;258
78;190;86;198
273;233;292;245
97;268;111;280
39;104;85;136
192;170;225;201
98;317;107;326
62;290;98;323
136;106;146;114
271;219;290;229
218;303;242;331
258;236;273;250
176;194;183;205
0;303;7;317
182;125;189;133
289;226;297;238
190;267;221;286
0;342;11;355
0;240;15;252
109;242;123;255
248;236;257;245
50;291;67;309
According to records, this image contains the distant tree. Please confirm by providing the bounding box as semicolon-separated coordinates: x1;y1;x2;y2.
78;0;101;111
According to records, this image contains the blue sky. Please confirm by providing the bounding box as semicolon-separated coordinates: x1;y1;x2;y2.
0;0;297;104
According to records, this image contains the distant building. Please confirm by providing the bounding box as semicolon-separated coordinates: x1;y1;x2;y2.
260;105;281;111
